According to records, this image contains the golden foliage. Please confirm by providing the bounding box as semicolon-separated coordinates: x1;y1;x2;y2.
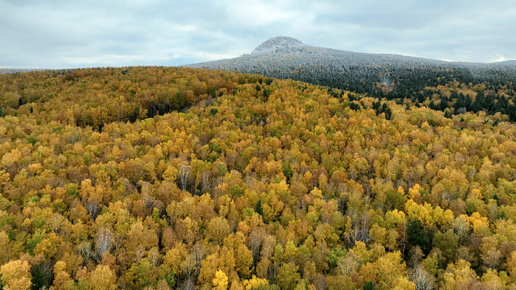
0;67;515;288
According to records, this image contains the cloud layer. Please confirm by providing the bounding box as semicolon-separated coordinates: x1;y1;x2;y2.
1;0;515;68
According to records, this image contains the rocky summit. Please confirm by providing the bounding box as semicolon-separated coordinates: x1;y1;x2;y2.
251;36;307;54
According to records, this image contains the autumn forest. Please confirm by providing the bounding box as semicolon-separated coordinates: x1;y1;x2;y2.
0;67;515;289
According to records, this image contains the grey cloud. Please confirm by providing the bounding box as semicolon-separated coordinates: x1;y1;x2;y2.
0;0;515;68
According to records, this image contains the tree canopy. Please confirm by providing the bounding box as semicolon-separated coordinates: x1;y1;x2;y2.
0;66;515;289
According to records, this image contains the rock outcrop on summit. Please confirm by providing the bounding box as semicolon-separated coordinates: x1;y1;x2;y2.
251;36;307;54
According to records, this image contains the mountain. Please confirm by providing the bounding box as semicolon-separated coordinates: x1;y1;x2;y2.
190;36;513;68
187;36;516;95
188;36;452;71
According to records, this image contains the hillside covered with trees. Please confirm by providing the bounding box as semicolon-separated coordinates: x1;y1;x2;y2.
189;37;516;122
0;67;515;289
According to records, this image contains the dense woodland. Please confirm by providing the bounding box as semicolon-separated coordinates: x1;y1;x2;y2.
189;37;516;122
226;64;516;123
0;67;515;289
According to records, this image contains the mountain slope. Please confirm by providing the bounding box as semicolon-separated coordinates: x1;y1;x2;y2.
187;37;516;121
186;36;516;93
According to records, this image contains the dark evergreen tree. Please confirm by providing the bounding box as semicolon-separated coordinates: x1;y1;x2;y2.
407;220;432;255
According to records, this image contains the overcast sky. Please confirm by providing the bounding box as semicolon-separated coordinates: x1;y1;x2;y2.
1;0;515;69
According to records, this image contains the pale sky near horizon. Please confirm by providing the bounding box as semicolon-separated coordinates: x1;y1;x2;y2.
1;0;515;69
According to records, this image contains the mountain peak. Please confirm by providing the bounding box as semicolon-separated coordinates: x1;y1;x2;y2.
251;36;307;54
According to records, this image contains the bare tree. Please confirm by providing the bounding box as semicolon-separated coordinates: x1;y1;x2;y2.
95;227;115;258
179;278;195;290
86;201;101;220
191;244;206;277
410;264;435;290
180;255;197;280
337;252;360;276
348;211;371;244
452;215;470;242
179;163;191;191
249;228;266;263
202;170;211;192
48;213;65;233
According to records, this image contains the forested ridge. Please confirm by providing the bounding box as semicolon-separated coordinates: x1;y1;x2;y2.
0;66;515;289
188;37;516;122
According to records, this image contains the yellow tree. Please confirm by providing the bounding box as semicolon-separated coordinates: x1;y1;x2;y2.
243;275;269;289
0;259;32;290
53;261;74;289
213;270;229;290
0;231;12;264
199;248;236;287
276;262;301;290
442;260;479;290
207;216;231;244
224;232;253;278
374;251;413;289
89;264;118;290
